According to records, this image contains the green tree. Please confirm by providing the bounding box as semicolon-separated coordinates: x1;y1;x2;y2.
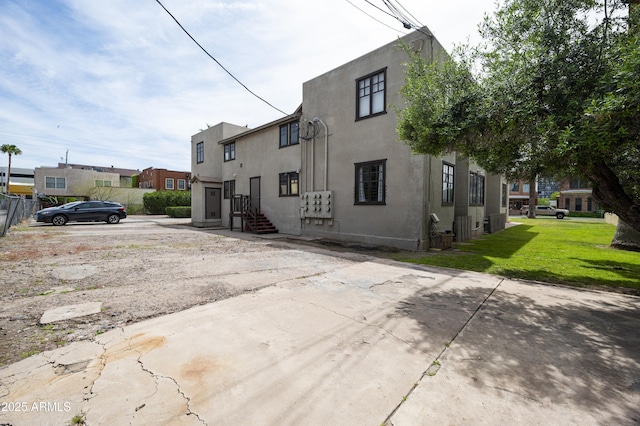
396;0;640;237
1;144;22;194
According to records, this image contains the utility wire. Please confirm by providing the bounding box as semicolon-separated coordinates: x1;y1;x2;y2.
379;0;432;36
155;0;289;116
344;0;407;34
393;0;424;27
363;0;432;37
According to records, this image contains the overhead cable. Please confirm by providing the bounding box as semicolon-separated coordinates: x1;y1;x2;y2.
155;0;288;116
379;0;432;37
344;0;407;34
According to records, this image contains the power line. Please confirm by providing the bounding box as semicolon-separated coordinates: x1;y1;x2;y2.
344;0;407;34
154;0;289;116
362;0;432;37
392;0;424;27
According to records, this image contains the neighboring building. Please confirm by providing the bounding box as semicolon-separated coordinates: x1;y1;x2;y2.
537;176;560;199
1;167;34;197
34;166;153;208
138;167;191;191
558;177;599;214
57;163;140;188
35;167;121;200
508;180;535;214
190;28;507;251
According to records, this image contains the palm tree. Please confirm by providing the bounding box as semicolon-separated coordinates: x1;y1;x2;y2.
1;144;22;194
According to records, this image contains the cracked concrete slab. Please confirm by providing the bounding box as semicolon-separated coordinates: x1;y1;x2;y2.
39;301;102;324
1;237;639;425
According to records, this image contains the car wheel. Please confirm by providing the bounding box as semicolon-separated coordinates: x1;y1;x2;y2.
556;213;565;219
106;214;120;224
52;215;67;226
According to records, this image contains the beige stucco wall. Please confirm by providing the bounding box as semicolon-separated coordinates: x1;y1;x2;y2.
190;28;506;249
34;167;121;198
191;122;248;227
299;30;448;250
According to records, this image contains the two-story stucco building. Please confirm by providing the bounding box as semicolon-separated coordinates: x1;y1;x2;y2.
190;27;507;251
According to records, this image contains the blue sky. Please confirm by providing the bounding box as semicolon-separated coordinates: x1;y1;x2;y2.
0;0;495;172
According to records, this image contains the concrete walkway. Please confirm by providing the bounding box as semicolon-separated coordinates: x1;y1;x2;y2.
1;244;639;425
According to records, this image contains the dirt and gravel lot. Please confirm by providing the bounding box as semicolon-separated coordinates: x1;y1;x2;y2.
0;216;359;367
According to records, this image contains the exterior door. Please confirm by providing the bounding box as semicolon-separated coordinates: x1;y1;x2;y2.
250;177;261;212
205;187;221;219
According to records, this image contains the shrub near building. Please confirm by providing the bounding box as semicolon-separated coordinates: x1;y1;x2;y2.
143;191;191;215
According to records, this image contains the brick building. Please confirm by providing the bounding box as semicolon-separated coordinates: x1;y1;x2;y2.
138;167;191;191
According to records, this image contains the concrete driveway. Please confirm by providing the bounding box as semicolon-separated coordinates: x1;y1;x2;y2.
1;218;639;425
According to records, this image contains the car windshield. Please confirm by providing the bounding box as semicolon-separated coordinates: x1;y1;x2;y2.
60;202;83;209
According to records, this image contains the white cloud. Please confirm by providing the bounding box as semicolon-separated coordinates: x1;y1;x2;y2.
0;0;495;171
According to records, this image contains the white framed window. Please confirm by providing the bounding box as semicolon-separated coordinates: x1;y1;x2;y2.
165;178;174;190
177;179;186;190
95;180;112;187
45;176;66;189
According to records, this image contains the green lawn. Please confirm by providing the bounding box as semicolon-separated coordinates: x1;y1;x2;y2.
395;218;640;290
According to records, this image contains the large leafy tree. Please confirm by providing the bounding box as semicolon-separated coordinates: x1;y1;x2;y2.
1;144;22;194
397;0;640;236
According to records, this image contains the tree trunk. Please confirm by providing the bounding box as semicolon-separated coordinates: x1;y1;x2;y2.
527;179;537;218
582;161;640;235
611;220;640;252
5;153;11;194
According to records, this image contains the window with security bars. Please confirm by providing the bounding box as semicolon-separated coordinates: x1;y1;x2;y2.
355;160;386;205
356;69;386;120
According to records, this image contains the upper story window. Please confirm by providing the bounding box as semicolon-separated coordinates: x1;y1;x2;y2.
279;172;299;196
356;68;386;120
569;178;590;189
510;182;520;192
469;172;485;206
177;179;186;190
224;142;236;162
279;122;299;148
196;142;204;163
165;178;174;190
355;159;386;205
45;176;66;189
442;162;454;205
95;180;112;187
523;183;530;193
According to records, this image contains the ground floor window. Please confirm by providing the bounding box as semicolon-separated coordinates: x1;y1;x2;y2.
442;162;454;205
279;172;299;196
469;172;485;206
355;159;386;205
224;180;235;199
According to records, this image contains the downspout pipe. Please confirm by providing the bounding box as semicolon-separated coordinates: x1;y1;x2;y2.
313;117;329;191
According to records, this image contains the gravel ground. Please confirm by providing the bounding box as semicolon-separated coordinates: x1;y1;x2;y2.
0;216;356;367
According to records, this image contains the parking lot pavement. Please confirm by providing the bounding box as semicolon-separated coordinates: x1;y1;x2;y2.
1;218;639;425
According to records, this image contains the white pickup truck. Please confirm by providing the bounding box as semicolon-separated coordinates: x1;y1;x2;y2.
522;205;570;219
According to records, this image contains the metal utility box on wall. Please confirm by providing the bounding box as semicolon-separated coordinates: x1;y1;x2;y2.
300;191;333;219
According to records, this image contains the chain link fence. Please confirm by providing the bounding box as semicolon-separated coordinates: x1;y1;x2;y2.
0;194;37;237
